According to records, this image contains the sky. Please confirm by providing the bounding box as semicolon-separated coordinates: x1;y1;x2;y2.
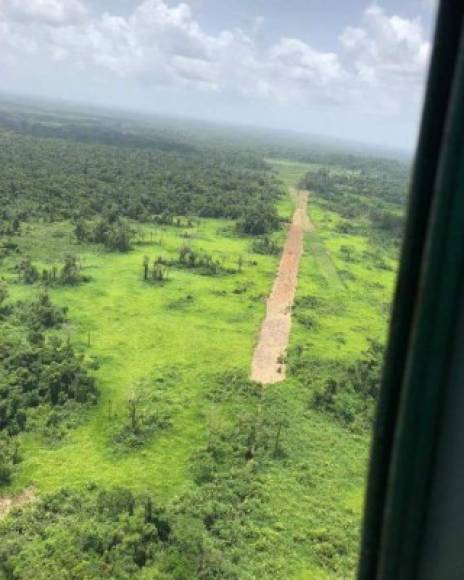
0;0;438;150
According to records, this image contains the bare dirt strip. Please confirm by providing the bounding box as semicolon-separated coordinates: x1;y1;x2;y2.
0;488;36;520
251;190;313;384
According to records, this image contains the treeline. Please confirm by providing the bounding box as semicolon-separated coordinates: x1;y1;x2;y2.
0;110;197;154
0;285;98;485
300;168;405;242
0;119;282;233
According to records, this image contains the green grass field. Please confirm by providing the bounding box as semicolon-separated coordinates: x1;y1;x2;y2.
250;160;399;577
1;158;399;578
3;218;283;499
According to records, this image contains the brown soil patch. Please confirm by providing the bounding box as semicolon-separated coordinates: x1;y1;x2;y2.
0;488;36;519
251;191;312;384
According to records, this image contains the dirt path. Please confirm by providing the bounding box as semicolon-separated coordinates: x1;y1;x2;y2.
0;488;36;520
251;190;312;384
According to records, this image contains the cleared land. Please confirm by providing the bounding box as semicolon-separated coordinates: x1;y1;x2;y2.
2;218;282;498
251;190;312;383
1;156;401;578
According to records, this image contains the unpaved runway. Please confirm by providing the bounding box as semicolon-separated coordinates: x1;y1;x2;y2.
251;190;312;384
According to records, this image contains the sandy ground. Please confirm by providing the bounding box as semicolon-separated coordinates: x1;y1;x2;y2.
251;190;312;384
0;488;36;519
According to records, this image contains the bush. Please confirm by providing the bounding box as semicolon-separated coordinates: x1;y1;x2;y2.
0;463;12;486
16;291;67;329
0;486;172;578
0;291;98;446
312;340;384;429
76;217;134;251
236;203;280;235
251;235;281;255
17;256;39;284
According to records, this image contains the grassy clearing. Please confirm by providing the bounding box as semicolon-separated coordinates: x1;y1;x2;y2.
257;159;398;577
278;160;397;364
269;157;311;220
2;219;280;499
1;158;399;578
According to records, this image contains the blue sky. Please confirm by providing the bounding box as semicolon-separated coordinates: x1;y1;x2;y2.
0;0;437;150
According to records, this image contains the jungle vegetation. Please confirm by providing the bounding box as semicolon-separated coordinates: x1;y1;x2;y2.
0;99;408;579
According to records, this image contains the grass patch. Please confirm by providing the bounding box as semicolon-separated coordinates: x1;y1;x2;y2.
0;157;402;578
1;217;280;502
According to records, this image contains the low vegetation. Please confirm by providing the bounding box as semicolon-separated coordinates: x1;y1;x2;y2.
0;286;97;488
0;102;407;579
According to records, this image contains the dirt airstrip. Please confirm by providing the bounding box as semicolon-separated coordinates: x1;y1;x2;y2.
251;190;312;384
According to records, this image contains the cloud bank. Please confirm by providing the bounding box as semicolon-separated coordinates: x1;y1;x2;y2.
0;0;431;127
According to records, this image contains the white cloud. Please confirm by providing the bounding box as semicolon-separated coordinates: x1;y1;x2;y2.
340;4;431;113
244;38;346;106
270;38;344;86
341;5;430;84
2;0;87;26
0;0;431;116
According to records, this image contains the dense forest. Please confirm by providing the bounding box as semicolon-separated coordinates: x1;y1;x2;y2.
299;167;407;244
0;100;408;579
0;107;282;235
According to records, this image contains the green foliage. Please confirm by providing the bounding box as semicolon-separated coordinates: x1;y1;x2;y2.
0;104;410;578
60;254;83;284
0;289;98;486
76;217;134;251
142;255;170;283
17;255;89;286
0;115;283;232
206;369;262;403
296;339;384;430
250;235;281;255
236;202;280;235
313;341;384;429
0;282;8;311
0;329;98;434
0;486;173;579
177;245;226;275
112;394;172;450
299;167;406;247
16;291;67;330
0;435;20;486
0;209;21;237
0;367;308;578
16;256;39;284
